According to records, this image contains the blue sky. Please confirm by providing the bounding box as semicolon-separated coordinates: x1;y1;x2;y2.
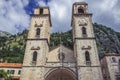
0;0;120;34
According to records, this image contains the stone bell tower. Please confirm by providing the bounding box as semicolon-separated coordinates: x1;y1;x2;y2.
20;7;51;80
71;2;103;80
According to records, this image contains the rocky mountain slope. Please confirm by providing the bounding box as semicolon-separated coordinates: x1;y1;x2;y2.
94;23;120;57
0;23;120;63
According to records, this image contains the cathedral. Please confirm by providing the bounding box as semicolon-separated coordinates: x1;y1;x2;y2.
20;2;104;80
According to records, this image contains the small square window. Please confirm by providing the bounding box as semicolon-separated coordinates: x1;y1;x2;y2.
11;70;15;74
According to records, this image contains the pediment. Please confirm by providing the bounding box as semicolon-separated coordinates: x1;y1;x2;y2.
47;45;75;63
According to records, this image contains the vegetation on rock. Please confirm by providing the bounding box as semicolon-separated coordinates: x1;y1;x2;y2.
0;23;120;63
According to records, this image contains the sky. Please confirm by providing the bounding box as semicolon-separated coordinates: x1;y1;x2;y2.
0;0;120;34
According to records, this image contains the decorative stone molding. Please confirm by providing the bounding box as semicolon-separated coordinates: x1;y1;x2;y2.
31;46;40;50
81;46;91;50
35;23;43;27
78;19;87;26
34;21;43;27
79;23;87;26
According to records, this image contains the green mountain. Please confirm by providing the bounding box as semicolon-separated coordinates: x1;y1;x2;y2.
0;30;28;63
0;23;120;63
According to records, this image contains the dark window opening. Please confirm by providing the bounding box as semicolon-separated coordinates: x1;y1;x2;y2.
33;51;37;62
85;51;90;61
78;8;84;14
36;28;40;36
112;57;116;62
119;59;120;73
85;51;91;65
119;59;120;64
82;27;86;35
40;8;43;15
18;70;21;75
82;27;87;37
11;70;15;74
7;70;15;74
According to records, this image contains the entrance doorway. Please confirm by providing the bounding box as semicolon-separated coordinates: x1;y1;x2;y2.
46;68;76;80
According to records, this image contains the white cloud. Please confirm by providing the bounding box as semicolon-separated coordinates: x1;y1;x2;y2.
38;0;47;6
86;0;120;31
22;0;29;6
113;9;120;24
46;0;81;32
0;0;119;34
100;0;118;11
0;0;30;34
38;0;120;32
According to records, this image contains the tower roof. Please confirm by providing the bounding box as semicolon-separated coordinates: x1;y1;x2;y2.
73;2;88;5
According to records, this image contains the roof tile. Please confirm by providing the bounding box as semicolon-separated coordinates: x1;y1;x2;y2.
0;63;22;68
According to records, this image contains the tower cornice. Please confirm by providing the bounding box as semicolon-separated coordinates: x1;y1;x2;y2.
73;2;88;5
73;13;92;16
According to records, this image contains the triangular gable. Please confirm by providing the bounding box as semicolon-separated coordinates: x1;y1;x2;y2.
47;44;75;62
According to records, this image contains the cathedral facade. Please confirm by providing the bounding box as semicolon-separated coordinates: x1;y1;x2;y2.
20;2;103;80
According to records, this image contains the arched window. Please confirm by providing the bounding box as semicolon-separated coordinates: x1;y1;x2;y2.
85;51;91;65
36;28;40;36
85;51;90;61
32;51;37;62
82;27;86;35
78;8;84;14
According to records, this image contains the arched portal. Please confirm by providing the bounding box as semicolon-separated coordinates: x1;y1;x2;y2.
45;68;76;80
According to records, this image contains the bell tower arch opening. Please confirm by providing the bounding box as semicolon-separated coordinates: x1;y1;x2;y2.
45;68;77;80
78;8;84;14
